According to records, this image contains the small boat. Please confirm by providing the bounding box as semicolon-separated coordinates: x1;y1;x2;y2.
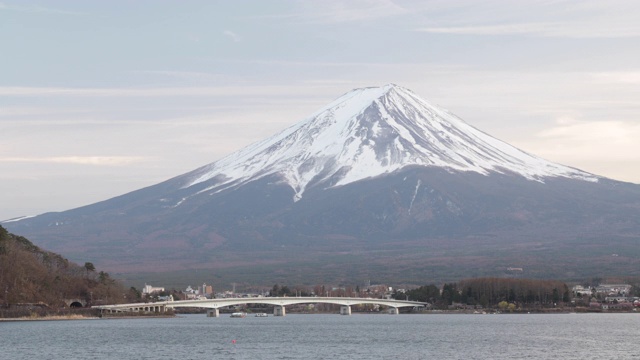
254;313;268;317
230;312;246;318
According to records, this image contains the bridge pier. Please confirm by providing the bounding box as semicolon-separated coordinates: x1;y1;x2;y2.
388;307;399;315
274;305;286;317
340;305;352;315
207;308;219;317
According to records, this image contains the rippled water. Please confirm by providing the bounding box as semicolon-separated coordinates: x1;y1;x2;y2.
2;313;639;359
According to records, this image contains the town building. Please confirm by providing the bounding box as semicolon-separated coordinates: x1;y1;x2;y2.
142;284;165;295
595;284;632;296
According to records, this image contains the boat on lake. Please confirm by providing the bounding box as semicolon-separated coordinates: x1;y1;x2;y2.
230;312;246;318
255;313;268;317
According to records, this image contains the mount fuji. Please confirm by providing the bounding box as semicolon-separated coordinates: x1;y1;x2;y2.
184;84;597;200
5;84;640;284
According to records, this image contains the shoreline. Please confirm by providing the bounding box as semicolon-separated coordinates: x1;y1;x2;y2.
0;314;176;321
0;315;101;322
1;309;636;321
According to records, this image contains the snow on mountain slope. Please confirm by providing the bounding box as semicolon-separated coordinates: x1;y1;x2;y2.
184;84;598;201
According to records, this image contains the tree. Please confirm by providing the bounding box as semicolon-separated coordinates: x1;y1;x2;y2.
441;283;460;305
0;226;130;311
402;285;440;303
98;271;110;284
127;287;141;302
269;284;295;297
552;288;560;304
84;262;95;278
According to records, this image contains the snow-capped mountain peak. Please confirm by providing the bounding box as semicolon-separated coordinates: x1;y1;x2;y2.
184;84;598;200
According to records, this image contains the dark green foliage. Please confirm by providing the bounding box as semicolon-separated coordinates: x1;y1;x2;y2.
270;284;291;297
441;283;461;305
400;278;572;309
269;284;312;297
128;287;142;302
457;278;569;307
396;284;440;303
0;226;8;255
84;262;96;274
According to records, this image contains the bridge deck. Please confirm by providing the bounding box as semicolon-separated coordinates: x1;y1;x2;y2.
93;296;428;312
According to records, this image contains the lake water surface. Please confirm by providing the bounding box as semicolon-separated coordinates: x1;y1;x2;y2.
2;313;639;359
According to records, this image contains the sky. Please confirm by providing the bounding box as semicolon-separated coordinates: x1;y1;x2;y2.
1;0;640;220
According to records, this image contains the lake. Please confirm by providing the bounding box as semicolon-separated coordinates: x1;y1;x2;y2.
1;313;639;359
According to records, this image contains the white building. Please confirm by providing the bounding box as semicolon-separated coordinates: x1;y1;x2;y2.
142;284;165;295
572;285;592;296
596;284;632;295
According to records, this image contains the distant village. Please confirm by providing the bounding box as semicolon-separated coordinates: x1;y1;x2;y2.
142;282;395;301
572;284;640;311
140;281;640;312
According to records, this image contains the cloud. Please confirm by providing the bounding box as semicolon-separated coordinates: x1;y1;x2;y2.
0;83;374;101
133;70;226;82
414;1;640;38
535;119;640;162
0;85;302;97
0;107;56;117
294;0;408;23
0;2;83;15
223;30;242;42
416;22;640;38
417;22;558;36
0;156;147;166
540;119;639;142
506;116;640;182
590;72;640;84
235;0;407;23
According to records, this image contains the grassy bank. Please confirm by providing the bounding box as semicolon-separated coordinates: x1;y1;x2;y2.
0;307;100;320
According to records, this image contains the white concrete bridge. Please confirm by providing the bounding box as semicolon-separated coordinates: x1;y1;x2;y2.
93;297;428;317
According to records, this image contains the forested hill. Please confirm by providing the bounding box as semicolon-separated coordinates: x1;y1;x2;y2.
0;225;134;309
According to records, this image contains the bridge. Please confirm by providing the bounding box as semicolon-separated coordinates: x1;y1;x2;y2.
92;297;428;317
